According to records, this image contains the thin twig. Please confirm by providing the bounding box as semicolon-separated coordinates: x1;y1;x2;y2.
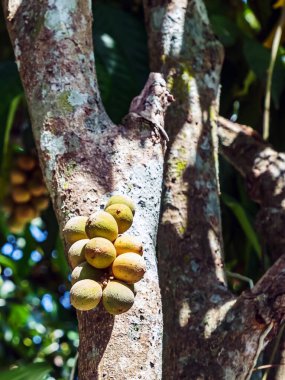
253;364;285;372
226;271;254;289
263;5;285;140
69;351;79;380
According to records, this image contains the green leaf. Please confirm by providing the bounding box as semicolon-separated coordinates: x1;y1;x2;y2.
0;94;22;200
243;38;270;78
210;15;239;46
243;38;285;106
93;3;149;122
221;193;261;259
0;362;51;380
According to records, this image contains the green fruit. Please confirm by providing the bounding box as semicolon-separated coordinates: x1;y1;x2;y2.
103;280;135;315
68;239;89;268
105;195;135;215
105;204;133;234
112;253;146;284
63;216;88;244
85;211;118;241
114;235;143;256
70;279;102;311
71;262;105;285
85;237;116;269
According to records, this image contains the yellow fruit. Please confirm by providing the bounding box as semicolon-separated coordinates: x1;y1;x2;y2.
14;204;36;222
112;253;146;284
68;239;89;268
105;195;135;215
70;279;102;311
102;280;135;315
85;211;118;241
114;235;143;256
63;216;88;244
11;186;31;203
7;217;25;234
17;155;36;171
71;262;105;285
85;237;116;269
28;181;47;197
105;204;133;234
10;169;27;185
32;196;49;211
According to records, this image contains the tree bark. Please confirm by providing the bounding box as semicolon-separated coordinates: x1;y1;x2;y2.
3;1;173;379
144;1;285;379
4;0;285;379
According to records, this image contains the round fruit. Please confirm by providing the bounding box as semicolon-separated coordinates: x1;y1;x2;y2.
105;195;135;215
70;279;102;311
11;186;31;203
32;196;49;211
28;181;47;197
105;204;133;234
112;253;146;284
85;237;116;269
103;280;135;315
68;239;89;268
114;235;143;256
14;204;36;222
63;216;88;244
7;217;25;234
85;211;118;241
17;155;36;171
10;169;26;185
71;262;105;285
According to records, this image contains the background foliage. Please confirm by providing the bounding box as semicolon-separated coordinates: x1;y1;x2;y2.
0;0;284;378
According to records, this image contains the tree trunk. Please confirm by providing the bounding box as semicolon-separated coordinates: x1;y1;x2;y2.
3;1;173;378
3;0;285;379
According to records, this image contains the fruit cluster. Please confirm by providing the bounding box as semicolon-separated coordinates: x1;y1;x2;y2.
63;195;146;315
2;153;50;234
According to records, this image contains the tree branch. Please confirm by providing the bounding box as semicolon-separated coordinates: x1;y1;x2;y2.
3;1;173;378
210;254;285;379
218;116;285;260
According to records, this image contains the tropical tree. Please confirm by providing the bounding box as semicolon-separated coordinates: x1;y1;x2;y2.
1;0;285;379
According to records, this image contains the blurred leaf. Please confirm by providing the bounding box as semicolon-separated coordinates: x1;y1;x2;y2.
243;6;261;31
93;3;149;122
243;38;270;78
243;38;285;106
0;62;22;156
210;15;239;46
0;255;18;276
0;362;51;380
221;193;261;259
8;304;30;329
0;94;22;200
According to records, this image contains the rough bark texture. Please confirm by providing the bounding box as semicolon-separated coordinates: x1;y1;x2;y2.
144;0;234;378
144;1;285;379
218;116;285;261
3;1;173;379
4;0;285;379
